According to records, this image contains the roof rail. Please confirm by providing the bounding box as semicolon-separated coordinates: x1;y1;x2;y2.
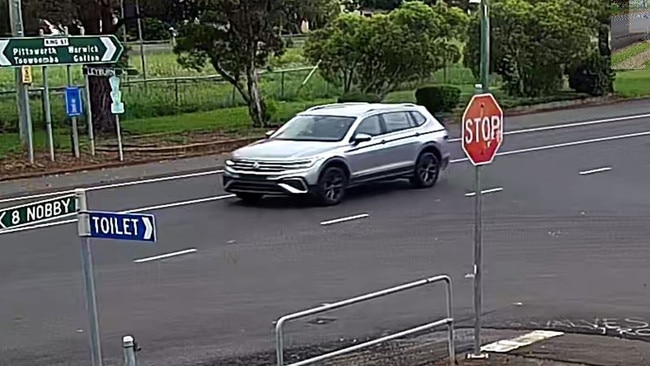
365;103;419;113
305;102;370;111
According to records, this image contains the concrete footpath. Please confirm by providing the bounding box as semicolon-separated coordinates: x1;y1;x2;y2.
272;329;650;366
433;329;650;366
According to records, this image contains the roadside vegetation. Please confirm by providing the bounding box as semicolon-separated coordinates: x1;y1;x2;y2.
0;0;646;171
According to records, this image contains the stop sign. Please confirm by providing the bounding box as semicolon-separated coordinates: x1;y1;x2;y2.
461;93;504;166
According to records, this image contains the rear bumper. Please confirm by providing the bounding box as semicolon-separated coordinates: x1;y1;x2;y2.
223;173;310;196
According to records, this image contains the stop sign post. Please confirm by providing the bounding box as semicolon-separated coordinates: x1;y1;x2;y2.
461;93;503;359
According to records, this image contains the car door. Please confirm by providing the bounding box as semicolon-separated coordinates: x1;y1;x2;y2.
344;114;392;181
378;111;420;172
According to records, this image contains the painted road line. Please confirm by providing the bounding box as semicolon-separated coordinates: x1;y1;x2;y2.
0;169;224;204
320;213;369;226
134;248;197;263
0;194;236;236
579;166;612;175
6;111;650;204
448;112;650;143
450;130;650;164
464;187;503;197
481;330;564;353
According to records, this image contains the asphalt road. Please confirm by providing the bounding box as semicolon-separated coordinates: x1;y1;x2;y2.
2;109;650;366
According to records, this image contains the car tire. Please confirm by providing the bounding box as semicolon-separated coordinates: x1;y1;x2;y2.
236;193;263;204
314;166;348;206
410;152;440;189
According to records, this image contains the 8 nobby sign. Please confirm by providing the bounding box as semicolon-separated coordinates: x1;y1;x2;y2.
461;93;504;166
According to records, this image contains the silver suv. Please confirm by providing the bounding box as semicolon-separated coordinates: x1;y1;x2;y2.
223;102;451;205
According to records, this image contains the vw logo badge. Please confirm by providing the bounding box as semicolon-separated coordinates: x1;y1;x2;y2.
252;162;260;170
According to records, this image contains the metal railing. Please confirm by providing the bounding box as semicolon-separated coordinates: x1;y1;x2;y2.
274;275;455;366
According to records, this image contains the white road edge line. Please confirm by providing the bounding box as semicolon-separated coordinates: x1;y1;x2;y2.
481;330;564;353
579;166;612;175
134;248;197;263
320;213;369;226
5;112;650;204
0;169;223;204
0;194;236;236
447;112;650;143
464;187;503;197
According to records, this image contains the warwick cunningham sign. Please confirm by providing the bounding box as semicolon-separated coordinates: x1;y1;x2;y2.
0;35;124;67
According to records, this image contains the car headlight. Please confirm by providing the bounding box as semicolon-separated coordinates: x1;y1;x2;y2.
290;157;324;169
224;153;236;167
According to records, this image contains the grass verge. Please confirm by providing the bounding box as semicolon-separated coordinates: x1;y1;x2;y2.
614;65;650;97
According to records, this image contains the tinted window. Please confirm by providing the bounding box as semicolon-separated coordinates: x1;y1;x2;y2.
382;112;412;133
274;115;356;142
409;111;427;126
354;115;383;136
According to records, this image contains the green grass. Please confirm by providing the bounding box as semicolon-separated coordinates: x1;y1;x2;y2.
613;65;650;97
612;41;650;67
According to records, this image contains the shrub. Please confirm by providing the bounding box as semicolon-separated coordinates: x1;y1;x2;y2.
414;85;461;115
337;91;382;103
567;51;614;97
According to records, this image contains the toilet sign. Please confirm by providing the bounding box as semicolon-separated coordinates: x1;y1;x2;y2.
84;211;156;243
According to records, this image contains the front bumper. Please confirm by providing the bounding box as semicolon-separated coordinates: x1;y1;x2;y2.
223;171;312;196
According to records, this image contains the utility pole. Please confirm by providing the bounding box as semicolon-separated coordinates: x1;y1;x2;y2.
467;0;491;360
479;0;490;93
8;0;34;164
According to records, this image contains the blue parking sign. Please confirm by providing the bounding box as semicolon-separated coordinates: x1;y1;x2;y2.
65;87;83;117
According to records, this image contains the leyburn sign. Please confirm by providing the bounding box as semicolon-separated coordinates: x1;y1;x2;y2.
0;35;124;68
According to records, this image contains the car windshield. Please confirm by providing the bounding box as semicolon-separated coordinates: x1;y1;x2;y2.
273;115;356;142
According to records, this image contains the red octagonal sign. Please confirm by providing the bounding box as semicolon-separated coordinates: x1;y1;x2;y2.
461;93;504;166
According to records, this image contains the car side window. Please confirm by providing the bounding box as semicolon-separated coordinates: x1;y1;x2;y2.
409;111;427;126
382;112;413;133
354;115;383;136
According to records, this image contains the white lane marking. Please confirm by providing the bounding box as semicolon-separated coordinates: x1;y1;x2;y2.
450;130;650;164
579;166;612;175
464;187;503;197
447;112;650;143
481;330;564;353
5;111;650;204
320;213;369;226
0;194;236;236
0;169;223;204
134;248;197;263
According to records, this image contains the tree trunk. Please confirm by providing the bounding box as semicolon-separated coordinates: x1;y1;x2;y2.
245;66;267;128
89;72;117;133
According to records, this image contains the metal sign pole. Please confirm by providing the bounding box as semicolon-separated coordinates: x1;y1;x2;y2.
75;189;103;366
472;165;484;356
116;114;124;161
84;73;96;156
43;66;54;161
68;72;80;158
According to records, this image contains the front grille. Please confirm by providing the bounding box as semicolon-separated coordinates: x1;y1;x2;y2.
231;159;308;172
227;180;285;194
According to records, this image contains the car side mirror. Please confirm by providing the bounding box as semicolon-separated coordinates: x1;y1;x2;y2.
265;130;275;139
352;133;372;145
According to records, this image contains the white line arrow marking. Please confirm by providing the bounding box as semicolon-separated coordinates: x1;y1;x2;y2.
142;216;154;240
0;212;6;229
0;39;10;66
100;37;117;62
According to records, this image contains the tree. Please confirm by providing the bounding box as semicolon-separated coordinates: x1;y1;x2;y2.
0;0;9;36
304;1;467;98
174;0;336;127
464;0;597;97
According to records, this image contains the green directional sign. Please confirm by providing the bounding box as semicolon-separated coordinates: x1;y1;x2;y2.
0;194;77;230
0;35;124;68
